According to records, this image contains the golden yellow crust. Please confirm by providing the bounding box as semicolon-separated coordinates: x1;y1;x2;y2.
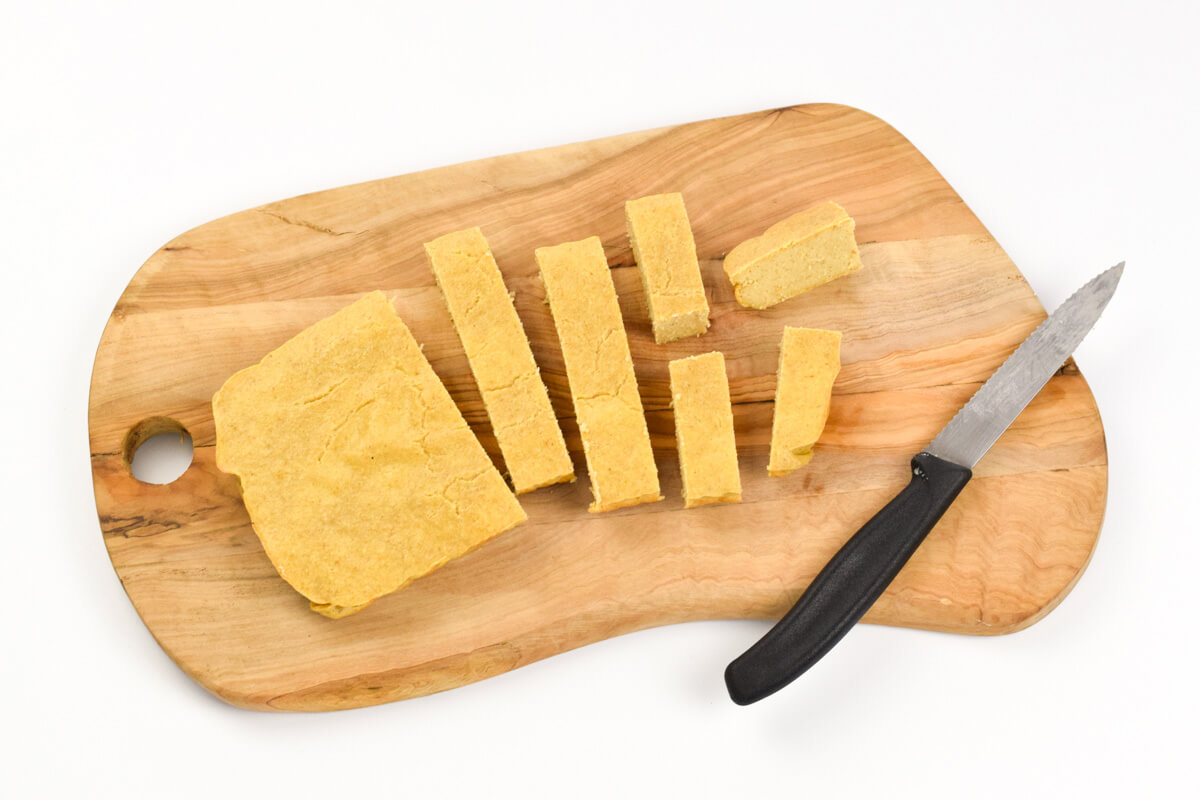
768;326;841;476
723;202;863;309
425;227;574;494
212;291;527;616
309;601;371;619
668;352;741;508
625;193;710;344
535;236;662;513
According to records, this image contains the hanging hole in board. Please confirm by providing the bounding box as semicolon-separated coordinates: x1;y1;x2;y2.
123;417;194;485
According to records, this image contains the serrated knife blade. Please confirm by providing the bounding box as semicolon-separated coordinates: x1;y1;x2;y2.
927;261;1124;467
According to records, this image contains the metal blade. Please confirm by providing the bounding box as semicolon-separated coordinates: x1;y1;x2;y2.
927;262;1123;468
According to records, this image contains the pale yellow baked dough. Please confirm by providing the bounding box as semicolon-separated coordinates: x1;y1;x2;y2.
625;193;710;343
535;236;662;512
724;202;863;309
668;352;741;507
425;227;574;494
212;291;527;618
769;326;841;476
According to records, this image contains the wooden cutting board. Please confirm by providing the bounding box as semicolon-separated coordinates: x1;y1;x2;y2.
89;103;1107;712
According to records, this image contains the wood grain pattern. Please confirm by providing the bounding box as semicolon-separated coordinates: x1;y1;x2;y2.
89;104;1108;711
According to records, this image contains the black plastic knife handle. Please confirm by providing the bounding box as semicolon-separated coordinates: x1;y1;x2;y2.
725;452;972;705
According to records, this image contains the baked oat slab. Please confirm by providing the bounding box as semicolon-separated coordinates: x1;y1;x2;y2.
535;237;662;512
668;351;741;507
212;291;526;618
625;193;710;343
768;326;842;476
425;227;574;494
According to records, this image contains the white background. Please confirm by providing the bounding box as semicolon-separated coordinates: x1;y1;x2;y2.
3;1;1197;796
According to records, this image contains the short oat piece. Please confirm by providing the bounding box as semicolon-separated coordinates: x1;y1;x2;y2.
724;201;862;309
625;193;710;343
668;351;741;507
769;326;842;476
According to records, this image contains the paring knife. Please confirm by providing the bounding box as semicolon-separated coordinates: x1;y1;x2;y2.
725;262;1124;705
